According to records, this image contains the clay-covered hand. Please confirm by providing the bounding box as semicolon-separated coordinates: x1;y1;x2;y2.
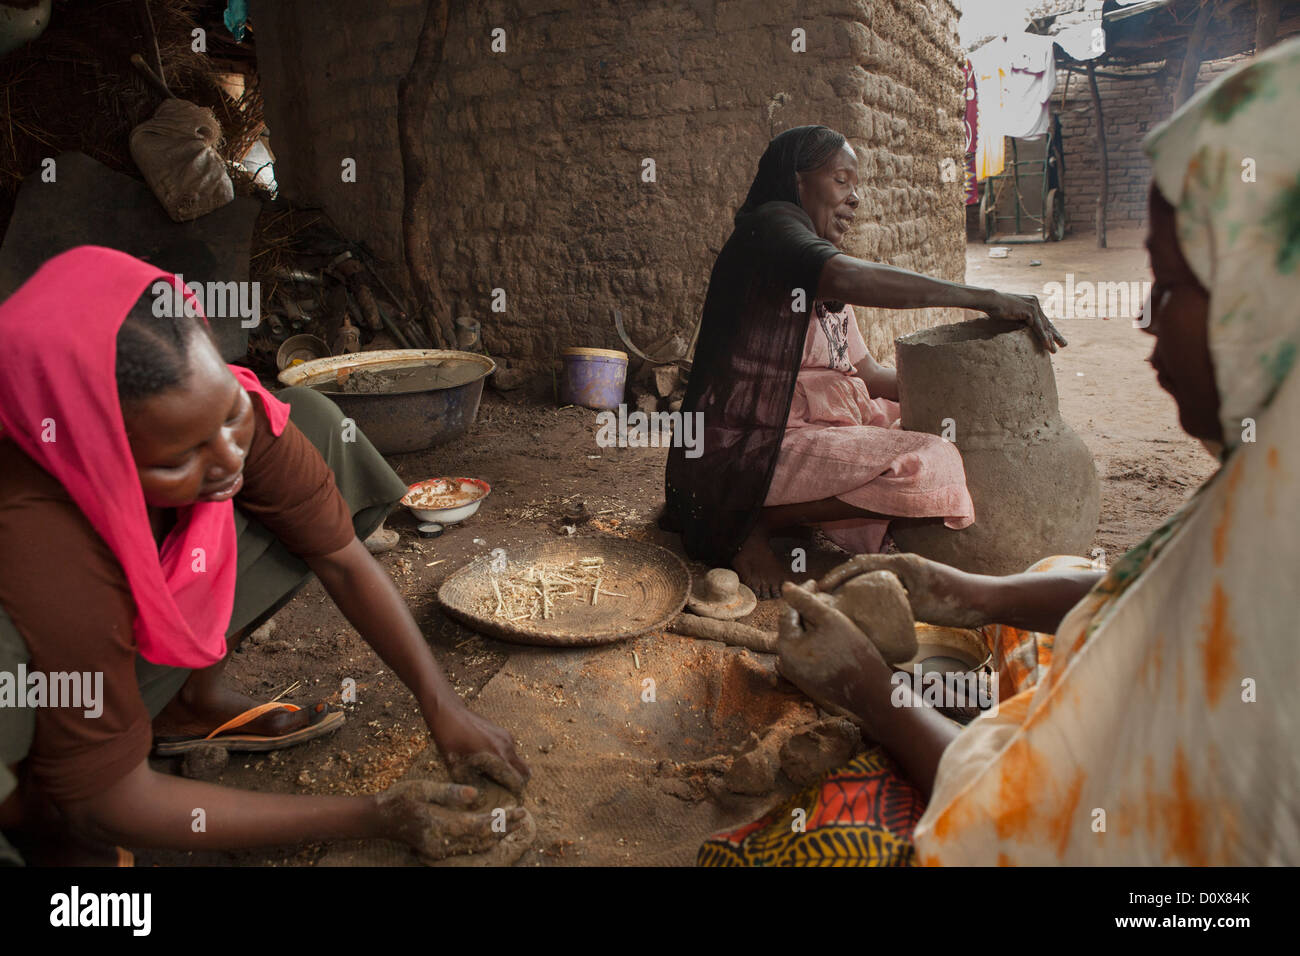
982;291;1067;352
776;581;890;724
430;705;531;795
818;553;989;629
375;780;529;862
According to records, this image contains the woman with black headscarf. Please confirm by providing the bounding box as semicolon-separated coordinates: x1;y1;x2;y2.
664;125;1064;597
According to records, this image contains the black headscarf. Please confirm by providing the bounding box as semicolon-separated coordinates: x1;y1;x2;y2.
664;126;847;565
738;124;846;215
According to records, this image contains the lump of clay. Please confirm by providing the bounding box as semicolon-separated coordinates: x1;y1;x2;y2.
180;743;229;781
779;717;863;786
829;570;918;664
722;723;796;796
722;746;779;796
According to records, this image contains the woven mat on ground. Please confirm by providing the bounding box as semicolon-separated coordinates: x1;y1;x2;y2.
317;632;816;866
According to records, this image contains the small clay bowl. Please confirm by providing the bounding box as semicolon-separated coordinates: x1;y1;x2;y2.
401;477;491;524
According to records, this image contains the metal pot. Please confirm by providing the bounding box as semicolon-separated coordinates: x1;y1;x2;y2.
276;349;496;455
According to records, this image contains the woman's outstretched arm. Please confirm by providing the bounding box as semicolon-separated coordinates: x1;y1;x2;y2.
819;553;1104;635
307;537;531;791
817;254;1066;352
58;759;524;858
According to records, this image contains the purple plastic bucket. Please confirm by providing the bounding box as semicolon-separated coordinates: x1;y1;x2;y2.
561;347;628;410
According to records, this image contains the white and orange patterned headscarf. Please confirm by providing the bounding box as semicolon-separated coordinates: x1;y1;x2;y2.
913;39;1300;865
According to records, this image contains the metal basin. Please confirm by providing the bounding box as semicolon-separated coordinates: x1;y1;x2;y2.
277;349;495;454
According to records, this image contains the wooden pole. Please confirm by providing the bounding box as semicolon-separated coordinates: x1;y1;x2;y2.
1087;61;1108;249
1175;0;1218;109
397;0;458;350
1256;0;1281;51
138;0;172;97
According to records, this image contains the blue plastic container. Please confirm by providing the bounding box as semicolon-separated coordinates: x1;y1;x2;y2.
561;347;628;410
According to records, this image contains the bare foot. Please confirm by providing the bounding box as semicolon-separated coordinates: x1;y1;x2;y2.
732;527;789;600
154;681;315;739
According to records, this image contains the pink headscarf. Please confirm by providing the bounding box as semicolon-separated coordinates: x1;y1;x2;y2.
0;246;290;668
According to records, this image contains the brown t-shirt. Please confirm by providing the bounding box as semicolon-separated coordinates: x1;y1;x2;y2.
0;396;354;802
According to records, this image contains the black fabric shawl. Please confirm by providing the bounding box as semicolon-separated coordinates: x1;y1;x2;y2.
665;184;842;565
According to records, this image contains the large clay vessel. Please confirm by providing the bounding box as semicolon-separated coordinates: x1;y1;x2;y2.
891;319;1099;576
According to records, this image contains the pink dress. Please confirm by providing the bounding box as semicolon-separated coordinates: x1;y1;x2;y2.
764;304;975;554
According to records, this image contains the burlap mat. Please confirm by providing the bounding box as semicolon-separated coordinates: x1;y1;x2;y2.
317;632;816;866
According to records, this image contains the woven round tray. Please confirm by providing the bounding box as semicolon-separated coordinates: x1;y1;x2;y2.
437;537;691;647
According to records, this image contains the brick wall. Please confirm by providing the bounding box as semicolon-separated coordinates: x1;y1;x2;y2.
1055;54;1248;234
251;0;968;369
1053;17;1298;235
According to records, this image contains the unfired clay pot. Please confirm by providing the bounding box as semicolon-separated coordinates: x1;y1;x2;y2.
891;319;1099;576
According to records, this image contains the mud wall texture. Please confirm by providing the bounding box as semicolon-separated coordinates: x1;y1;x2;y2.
252;0;968;370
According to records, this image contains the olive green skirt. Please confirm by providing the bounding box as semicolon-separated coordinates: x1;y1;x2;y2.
0;386;408;858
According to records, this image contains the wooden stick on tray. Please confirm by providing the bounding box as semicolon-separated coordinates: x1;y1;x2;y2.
491;576;504;616
488;557;626;622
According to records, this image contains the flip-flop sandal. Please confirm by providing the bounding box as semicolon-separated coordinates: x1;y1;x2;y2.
153;700;344;756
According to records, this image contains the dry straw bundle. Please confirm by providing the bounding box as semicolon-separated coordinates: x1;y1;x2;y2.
484;556;628;623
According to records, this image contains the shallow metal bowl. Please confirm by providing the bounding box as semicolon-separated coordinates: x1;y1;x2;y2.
276;349;495;454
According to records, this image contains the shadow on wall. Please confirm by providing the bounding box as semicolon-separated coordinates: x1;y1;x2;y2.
250;0;972;371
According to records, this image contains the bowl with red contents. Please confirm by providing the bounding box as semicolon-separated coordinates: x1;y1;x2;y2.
401;477;491;525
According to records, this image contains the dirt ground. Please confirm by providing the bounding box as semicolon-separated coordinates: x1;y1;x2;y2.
136;229;1217;867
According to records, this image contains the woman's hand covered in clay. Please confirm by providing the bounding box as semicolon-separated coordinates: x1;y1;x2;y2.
982;291;1067;352
375;780;529;862
818;553;988;629
777;581;888;721
431;705;532;795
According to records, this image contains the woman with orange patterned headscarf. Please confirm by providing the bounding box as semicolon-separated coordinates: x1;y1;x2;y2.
701;38;1300;866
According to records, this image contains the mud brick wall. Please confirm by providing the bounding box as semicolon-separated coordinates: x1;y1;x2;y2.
252;0;969;370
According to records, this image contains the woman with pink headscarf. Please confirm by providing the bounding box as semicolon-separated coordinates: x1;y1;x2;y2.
0;247;529;865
